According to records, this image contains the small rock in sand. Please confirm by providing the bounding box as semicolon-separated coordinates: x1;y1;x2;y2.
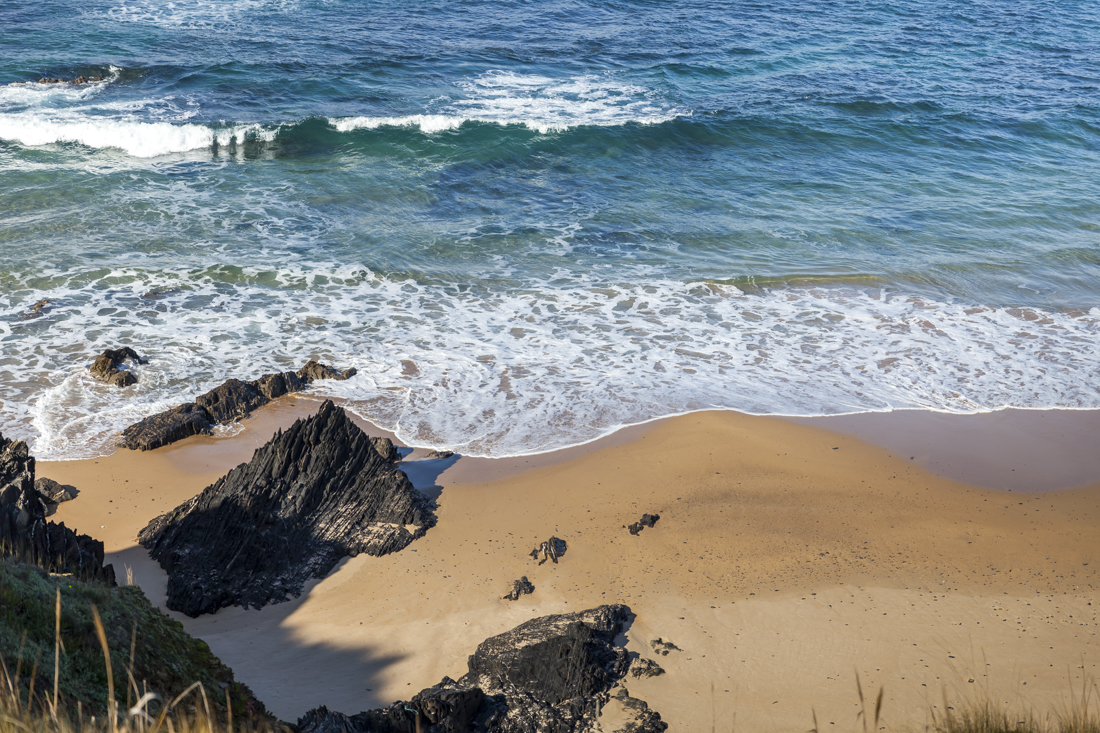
425;449;455;459
502;576;535;601
628;513;660;535
649;638;681;656
628;656;665;679
530;536;567;565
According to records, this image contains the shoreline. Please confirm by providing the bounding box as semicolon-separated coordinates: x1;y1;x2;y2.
62;397;1100;493
36;401;1100;731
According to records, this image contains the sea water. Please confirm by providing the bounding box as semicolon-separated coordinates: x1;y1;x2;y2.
1;0;1098;460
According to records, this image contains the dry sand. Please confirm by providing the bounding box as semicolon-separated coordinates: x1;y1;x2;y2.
40;403;1100;732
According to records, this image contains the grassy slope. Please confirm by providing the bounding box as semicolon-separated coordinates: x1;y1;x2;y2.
0;558;265;721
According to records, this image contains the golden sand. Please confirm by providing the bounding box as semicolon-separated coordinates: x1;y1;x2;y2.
41;403;1099;731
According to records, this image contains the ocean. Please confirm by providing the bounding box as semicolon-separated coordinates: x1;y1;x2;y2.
1;0;1098;460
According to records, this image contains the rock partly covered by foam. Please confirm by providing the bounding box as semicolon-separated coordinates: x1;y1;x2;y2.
90;347;145;387
0;432;115;584
298;605;666;733
119;360;355;451
138;401;434;617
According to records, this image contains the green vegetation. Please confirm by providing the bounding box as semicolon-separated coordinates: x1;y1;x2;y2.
0;558;265;723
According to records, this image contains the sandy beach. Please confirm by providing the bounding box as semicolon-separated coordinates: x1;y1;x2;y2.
40;402;1099;731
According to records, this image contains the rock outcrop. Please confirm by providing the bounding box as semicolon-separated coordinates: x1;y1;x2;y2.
138;401;434;617
33;477;76;516
119;360;355;451
502;576;534;601
119;403;212;451
628;513;660;536
90;347;145;387
598;688;667;733
1;432;115;584
425;449;455;459
297;605;666;733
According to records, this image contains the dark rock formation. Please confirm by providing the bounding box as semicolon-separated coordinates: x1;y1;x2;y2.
648;639;680;656
21;299;49;319
627;657;664;679
119;360;356;451
369;437;400;463
298;359;357;382
298;605;665;733
138;401;434;617
195;378;267;423
1;432;115;584
599;688;668;733
119;403;213;451
254;370;304;400
90;347;145;387
627;514;660;536
502;576;534;601
425;449;455;459
299;685;488;733
33;477;76;516
530;536;567;565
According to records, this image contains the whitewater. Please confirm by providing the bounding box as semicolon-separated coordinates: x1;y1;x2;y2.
2;0;1098;460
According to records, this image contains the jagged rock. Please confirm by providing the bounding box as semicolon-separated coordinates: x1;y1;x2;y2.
627;514;660;536
0;432;115;584
627;656;664;679
119;360;357;451
119;403;213;451
195;378;267;423
648;639;680;656
138;401;435;617
254;370;304;400
299;605;664;733
90;347;144;387
299;685;490;733
599;688;668;733
298;359;357;382
530;536;567;565
21;299;49;319
425;449;455;459
33;477;76;515
502;576;534;601
369;437;400;463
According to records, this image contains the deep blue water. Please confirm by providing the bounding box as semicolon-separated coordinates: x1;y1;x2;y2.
1;0;1098;459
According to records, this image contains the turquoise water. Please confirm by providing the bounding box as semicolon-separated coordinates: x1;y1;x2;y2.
1;0;1098;459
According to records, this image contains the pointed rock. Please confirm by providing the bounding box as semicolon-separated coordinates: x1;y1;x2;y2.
138;401;435;617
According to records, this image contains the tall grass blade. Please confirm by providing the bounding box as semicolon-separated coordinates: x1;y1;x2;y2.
91;605;117;733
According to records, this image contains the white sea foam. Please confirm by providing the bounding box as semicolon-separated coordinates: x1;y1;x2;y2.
331;71;687;134
0;114;276;157
1;265;1097;461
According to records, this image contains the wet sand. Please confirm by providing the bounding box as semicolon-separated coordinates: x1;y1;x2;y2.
40;404;1100;731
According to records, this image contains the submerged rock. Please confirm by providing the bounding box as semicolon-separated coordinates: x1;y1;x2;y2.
0;432;115;584
298;605;665;733
297;359;357;382
119;402;213;452
138;401;435;617
90;347;144;387
119;359;357;451
502;576;535;601
628;513;660;536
